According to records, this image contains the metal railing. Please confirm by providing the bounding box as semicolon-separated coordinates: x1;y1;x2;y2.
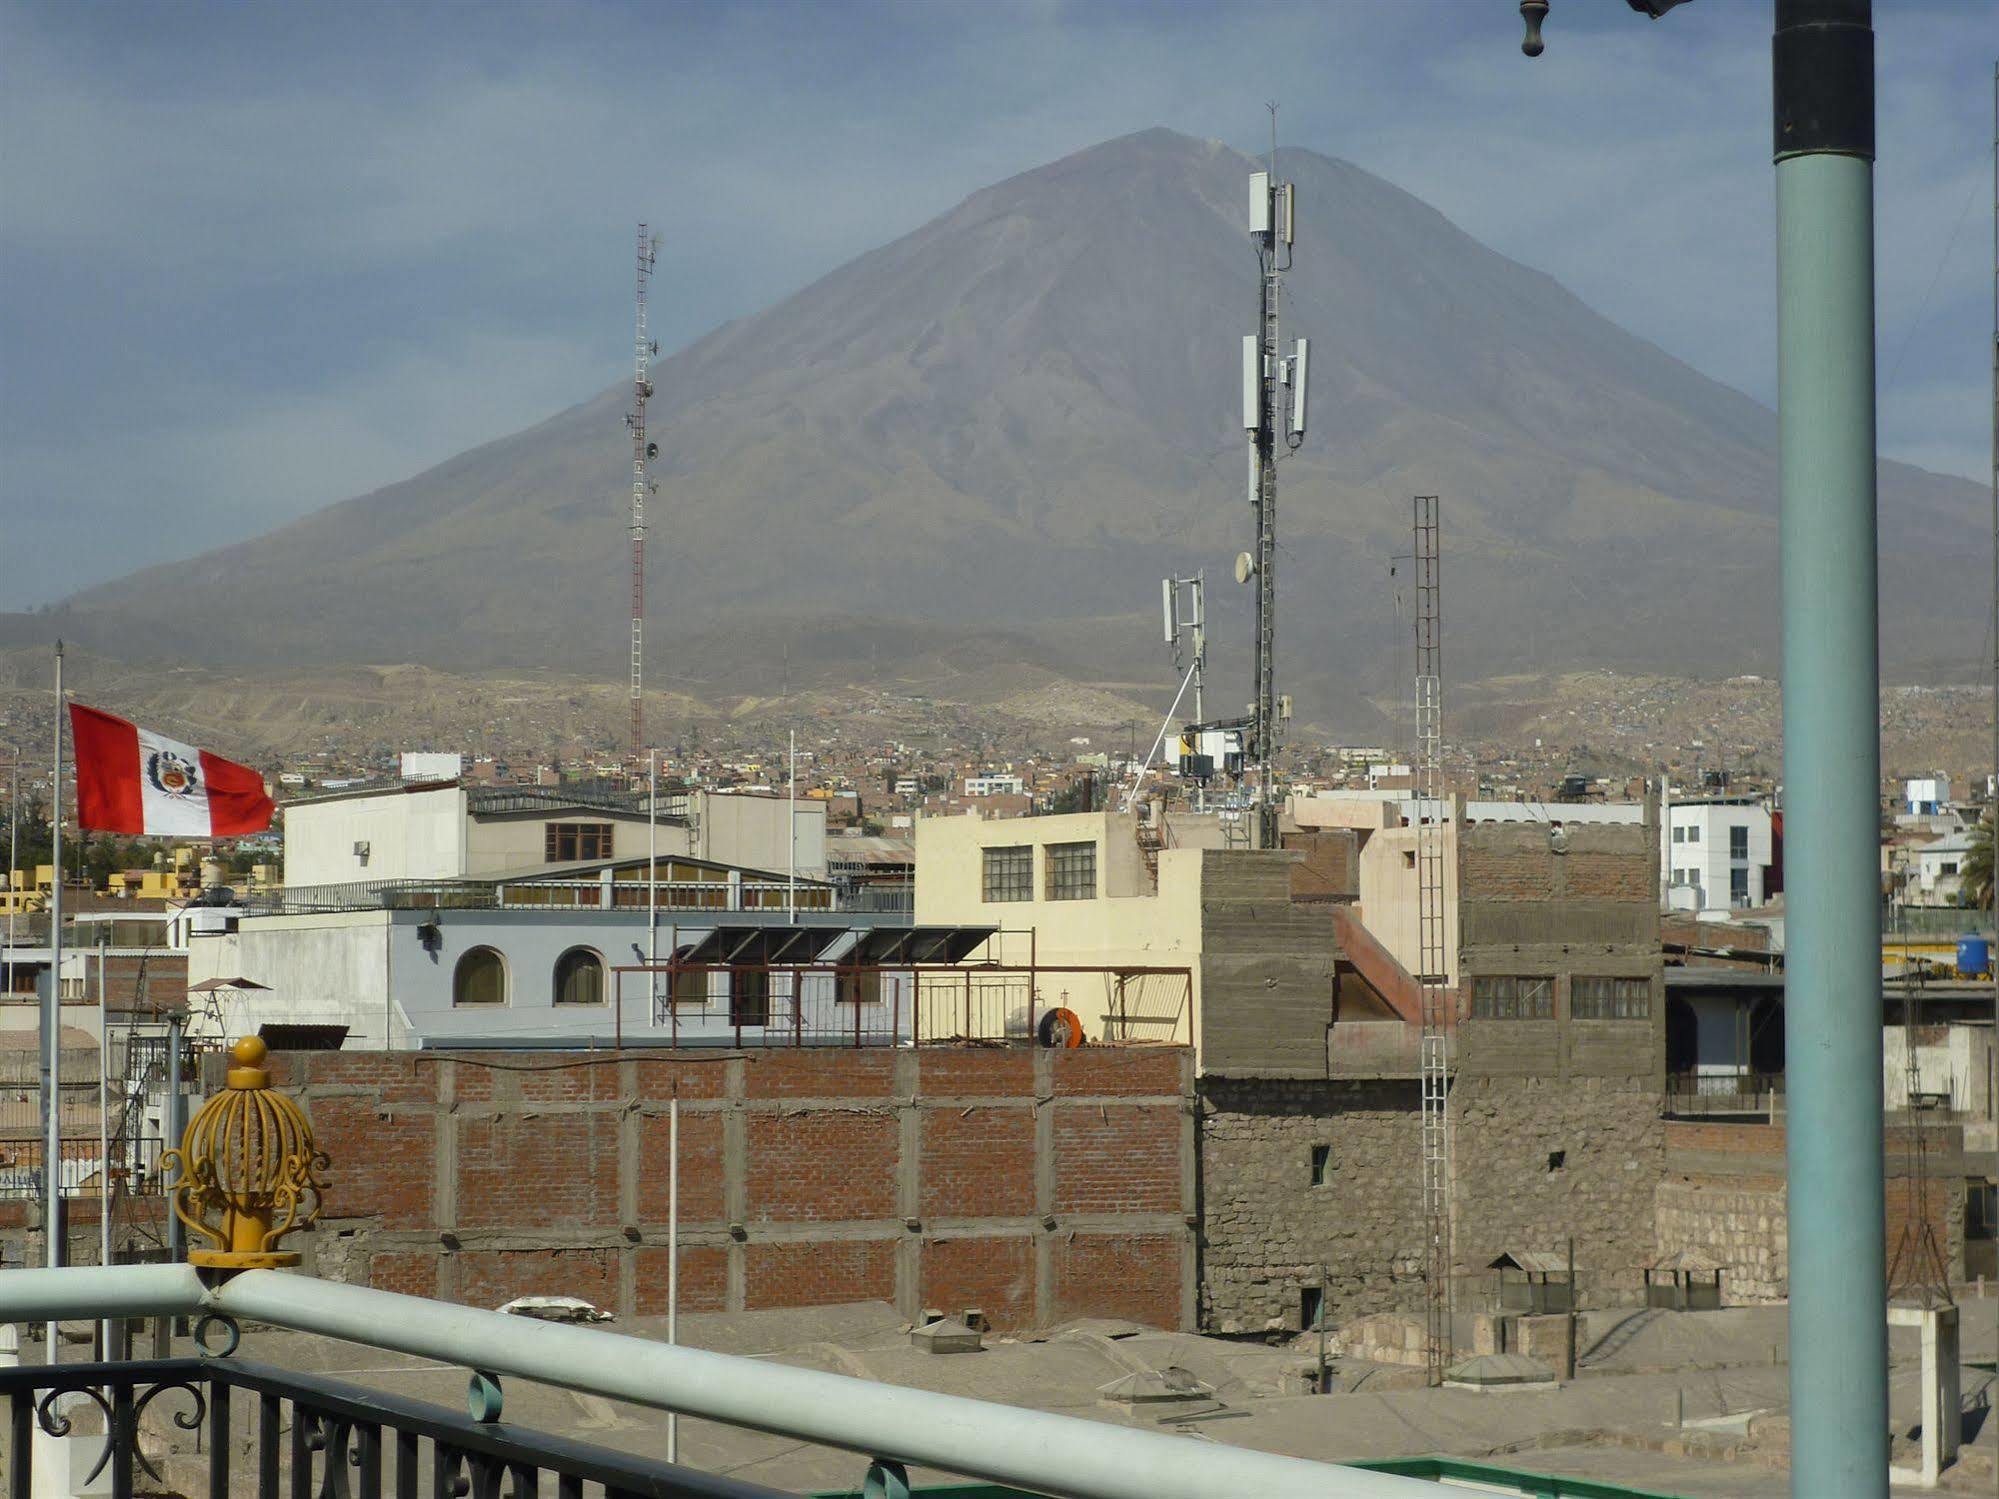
613;963;1194;1049
237;877;843;917
0;1355;781;1499
0;1266;1433;1498
1663;1070;1784;1118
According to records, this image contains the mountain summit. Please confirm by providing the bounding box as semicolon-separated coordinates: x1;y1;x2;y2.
63;129;1985;717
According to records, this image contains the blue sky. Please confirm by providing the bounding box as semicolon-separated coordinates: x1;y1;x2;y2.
2;0;1992;607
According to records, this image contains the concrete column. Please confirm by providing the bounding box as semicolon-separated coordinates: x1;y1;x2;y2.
1773;4;1887;1492
1886;1303;1960;1487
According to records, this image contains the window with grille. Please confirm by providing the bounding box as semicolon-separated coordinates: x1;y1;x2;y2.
1729;825;1748;860
1470;975;1554;1020
1045;841;1097;901
730;968;770;1027
982;845;1032;902
1571;976;1652;1020
545;822;614;862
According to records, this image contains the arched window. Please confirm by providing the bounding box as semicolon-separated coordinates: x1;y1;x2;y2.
553;947;605;1006
453;946;508;1007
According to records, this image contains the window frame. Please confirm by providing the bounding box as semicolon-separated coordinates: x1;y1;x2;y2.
1045;840;1098;902
1570;975;1652;1021
1728;824;1749;860
452;945;509;1007
1470;974;1555;1020
551;946;607;1006
544;821;615;863
981;844;1033;903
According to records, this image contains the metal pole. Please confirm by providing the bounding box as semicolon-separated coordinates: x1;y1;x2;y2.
788;730;797;922
96;931;110;1356
42;643;66;1360
5;756;16;1007
165;1012;185;1267
1773;4;1886;1492
648;749;658;1029
666;1089;679;1462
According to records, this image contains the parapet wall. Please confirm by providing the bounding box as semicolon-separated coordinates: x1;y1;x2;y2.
257;1046;1195;1332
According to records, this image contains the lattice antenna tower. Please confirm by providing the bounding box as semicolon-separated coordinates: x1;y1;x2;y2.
1885;934;1953;1306
626;225;660;766
1240;110;1309;848
1412;494;1454;1386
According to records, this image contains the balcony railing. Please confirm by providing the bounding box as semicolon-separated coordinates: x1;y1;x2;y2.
0;1266;1431;1499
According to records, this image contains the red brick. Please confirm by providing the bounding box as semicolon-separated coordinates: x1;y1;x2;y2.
921;1237;1034;1330
746;1112;897;1222
368;1251;439;1299
457;1248;619;1310
456;1114;620;1230
1053;1233;1182;1329
307;1094;436;1229
632;1245;728;1314
636;1110;726;1222
742;1052;896;1099
921;1106;1033;1219
744;1239;895;1309
1053;1104;1180;1216
1049;1049;1185;1096
917;1051;1034;1098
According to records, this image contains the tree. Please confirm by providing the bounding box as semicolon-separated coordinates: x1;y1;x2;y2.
1958;813;1994;914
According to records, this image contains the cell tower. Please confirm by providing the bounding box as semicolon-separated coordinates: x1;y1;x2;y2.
1162;574;1207;724
625;224;660;766
1241;124;1309;849
1412;494;1453;1386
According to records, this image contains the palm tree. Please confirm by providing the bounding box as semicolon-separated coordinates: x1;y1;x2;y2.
1959;812;1995;914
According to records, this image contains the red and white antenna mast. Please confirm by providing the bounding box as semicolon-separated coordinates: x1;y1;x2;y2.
627;225;658;765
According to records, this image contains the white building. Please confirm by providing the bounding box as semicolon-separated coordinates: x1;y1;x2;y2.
1662;796;1774;911
282;782;826;889
1905;832;1975;906
400;751;465;783
963;773;1025;797
1905;775;1951;817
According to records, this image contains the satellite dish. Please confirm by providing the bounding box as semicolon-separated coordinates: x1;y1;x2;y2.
1234;552;1256;585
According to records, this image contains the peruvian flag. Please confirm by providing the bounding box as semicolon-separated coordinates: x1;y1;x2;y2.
69;704;274;837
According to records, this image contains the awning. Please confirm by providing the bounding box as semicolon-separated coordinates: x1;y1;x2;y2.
679;926;850;966
844;926;997;966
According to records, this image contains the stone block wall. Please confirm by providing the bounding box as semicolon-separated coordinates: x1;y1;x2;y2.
1451;1074;1665;1302
1198;1077;1424;1333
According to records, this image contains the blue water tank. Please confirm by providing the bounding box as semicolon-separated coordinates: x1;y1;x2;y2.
1956;934;1990;978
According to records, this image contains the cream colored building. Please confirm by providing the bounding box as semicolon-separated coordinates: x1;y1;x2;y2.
914;810;1205;1047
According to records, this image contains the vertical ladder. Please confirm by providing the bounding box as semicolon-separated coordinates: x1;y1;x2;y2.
629;226;656;764
1412;494;1452;1386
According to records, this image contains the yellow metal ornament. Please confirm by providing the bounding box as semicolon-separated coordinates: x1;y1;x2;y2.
164;1036;328;1269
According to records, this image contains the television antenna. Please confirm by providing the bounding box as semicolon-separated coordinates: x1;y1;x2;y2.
625;224;660;766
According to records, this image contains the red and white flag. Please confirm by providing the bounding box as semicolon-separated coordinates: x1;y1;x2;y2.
69;704;274;838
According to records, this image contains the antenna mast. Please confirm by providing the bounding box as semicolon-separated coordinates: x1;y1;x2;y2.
627;225;659;766
1413;494;1452;1386
1242;112;1309;848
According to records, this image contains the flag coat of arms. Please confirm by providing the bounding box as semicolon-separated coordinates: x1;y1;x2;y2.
69;704;275;837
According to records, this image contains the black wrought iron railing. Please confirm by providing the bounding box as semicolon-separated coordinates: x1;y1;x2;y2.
0;1355;787;1499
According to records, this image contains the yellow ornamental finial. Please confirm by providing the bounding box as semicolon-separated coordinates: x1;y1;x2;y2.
164;1036;328;1270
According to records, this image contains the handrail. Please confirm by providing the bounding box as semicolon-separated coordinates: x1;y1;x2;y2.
0;1265;1433;1499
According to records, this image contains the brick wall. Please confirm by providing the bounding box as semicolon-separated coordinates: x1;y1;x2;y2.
256;1046;1193;1333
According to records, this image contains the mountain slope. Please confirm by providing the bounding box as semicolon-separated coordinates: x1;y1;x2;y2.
59;128;1987;723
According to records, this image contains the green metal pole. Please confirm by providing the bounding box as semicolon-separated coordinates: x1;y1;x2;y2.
1773;3;1886;1493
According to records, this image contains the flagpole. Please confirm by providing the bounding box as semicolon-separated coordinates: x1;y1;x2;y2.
42;642;64;1360
96;930;110;1356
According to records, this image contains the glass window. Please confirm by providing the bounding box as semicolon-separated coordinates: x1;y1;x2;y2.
1045;841;1097;901
1310;1144;1331;1186
453;946;507;1006
1730;867;1749;905
668;946;707;1009
552;947;604;1005
1686;825;1700;843
982;845;1032;902
1729;825;1748;860
1940;861;1960;877
1571;976;1652;1020
545;822;614;862
1471;975;1554;1020
1672;826;1685;844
